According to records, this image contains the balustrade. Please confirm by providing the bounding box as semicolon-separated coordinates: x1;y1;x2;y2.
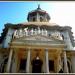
13;27;48;38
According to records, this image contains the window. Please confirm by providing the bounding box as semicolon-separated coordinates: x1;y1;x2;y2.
40;17;43;22
62;35;64;40
48;34;51;36
33;17;35;21
67;61;71;73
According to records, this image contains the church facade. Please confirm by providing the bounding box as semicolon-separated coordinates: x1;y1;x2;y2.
0;5;75;73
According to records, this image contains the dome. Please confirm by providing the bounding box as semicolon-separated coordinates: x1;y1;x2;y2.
27;5;51;22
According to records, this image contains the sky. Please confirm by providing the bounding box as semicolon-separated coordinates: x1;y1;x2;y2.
0;1;75;39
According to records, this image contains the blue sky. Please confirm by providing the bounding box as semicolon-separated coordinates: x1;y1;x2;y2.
0;2;53;36
0;1;75;38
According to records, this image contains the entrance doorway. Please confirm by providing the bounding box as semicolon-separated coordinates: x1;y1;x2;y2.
49;60;54;72
31;58;43;73
67;60;71;73
0;58;8;73
19;59;27;73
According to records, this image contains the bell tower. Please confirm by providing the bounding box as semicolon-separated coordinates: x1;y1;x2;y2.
27;5;50;22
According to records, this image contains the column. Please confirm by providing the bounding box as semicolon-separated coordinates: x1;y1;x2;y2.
57;54;62;73
37;12;40;22
26;48;30;73
63;51;68;73
45;49;49;73
6;49;13;73
11;51;17;73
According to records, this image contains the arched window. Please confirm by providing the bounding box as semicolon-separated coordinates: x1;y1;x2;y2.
0;57;8;73
62;59;71;73
33;17;35;21
67;60;71;73
40;17;43;22
62;35;64;40
48;34;51;36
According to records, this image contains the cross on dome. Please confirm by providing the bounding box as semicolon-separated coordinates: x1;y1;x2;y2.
37;4;41;10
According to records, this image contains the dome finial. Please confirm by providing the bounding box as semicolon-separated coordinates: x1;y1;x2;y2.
37;4;41;9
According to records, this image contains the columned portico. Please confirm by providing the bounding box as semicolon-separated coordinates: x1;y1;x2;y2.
0;4;75;74
6;49;13;73
5;43;67;73
45;48;49;73
63;51;68;73
26;48;31;73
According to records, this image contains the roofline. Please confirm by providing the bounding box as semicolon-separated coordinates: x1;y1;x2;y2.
0;23;74;47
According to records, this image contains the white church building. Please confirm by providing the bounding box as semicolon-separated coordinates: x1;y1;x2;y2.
0;5;75;73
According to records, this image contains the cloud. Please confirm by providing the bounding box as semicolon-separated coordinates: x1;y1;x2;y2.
47;2;75;38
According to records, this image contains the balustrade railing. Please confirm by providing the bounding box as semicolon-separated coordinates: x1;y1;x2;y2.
13;27;63;41
13;27;48;38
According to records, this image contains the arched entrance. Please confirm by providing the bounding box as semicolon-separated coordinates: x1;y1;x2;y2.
19;59;27;73
62;59;71;73
31;57;43;73
49;60;55;72
0;57;8;73
67;60;71;73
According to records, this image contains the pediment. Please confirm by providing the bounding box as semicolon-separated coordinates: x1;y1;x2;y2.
12;35;64;44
